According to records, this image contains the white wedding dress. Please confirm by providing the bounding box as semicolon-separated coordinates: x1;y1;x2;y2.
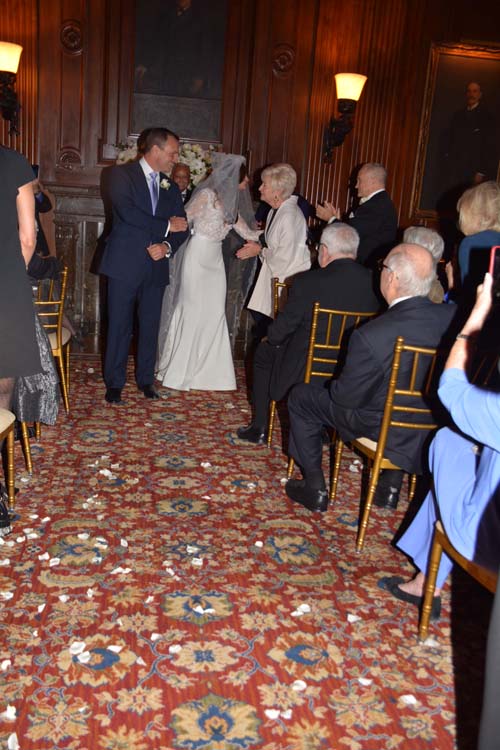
156;188;258;391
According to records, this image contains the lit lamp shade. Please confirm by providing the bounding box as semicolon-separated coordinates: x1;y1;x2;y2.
0;42;23;74
335;73;367;102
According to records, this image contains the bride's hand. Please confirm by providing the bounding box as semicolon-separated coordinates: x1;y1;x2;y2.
236;241;260;260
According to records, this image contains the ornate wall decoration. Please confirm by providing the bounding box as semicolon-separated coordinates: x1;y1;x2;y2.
272;44;295;77
60;20;83;54
57;149;83;171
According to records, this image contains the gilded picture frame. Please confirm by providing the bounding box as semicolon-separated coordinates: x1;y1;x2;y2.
411;42;500;219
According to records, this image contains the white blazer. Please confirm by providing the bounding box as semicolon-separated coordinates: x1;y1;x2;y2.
248;195;311;318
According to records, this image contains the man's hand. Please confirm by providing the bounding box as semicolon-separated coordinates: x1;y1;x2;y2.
316;201;339;222
170;216;188;232
147;243;169;261
236;241;261;260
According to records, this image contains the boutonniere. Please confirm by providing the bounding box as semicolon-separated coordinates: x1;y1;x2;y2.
160;178;171;190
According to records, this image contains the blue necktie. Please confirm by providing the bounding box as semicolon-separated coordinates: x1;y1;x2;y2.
149;172;158;214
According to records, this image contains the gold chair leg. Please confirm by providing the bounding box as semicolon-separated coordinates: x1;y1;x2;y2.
408;473;417;503
35;422;41;440
329;436;344;502
287;456;295;478
20;422;33;474
267;400;277;448
65;343;70;391
5;426;15;509
57;353;70;413
418;528;443;641
356;460;379;553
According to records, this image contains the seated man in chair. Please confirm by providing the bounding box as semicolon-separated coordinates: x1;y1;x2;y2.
286;243;458;513
237;223;379;444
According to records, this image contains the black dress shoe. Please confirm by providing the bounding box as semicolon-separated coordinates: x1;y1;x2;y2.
105;388;123;404
139;385;160;399
236;424;267;445
285;479;328;513
379;575;441;621
373;486;400;509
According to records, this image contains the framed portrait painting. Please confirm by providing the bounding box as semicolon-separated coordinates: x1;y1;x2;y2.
132;0;228;142
411;42;500;219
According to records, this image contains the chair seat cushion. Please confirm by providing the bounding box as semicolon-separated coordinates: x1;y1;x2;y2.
0;409;15;432
355;436;378;452
48;327;72;348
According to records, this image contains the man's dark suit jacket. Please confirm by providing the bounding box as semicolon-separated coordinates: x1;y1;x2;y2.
267;258;379;401
329;296;457;474
99;161;188;287
347;190;398;267
181;188;192;205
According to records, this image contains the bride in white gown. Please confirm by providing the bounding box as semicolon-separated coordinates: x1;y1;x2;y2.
156;153;259;391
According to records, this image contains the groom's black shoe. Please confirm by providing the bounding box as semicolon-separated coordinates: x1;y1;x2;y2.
140;385;160;400
285;479;328;513
105;388;123;404
236;424;267;445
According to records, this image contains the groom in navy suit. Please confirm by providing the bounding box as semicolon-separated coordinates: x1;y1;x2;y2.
100;127;189;403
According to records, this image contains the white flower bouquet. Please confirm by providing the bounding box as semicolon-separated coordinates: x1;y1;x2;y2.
114;138;214;188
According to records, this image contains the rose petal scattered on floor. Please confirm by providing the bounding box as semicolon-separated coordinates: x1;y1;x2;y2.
69;641;86;656
0;705;16;721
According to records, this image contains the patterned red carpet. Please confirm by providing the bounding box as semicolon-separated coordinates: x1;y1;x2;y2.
0;355;491;749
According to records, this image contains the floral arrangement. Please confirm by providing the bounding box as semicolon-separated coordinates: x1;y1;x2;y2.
178;142;214;188
115;137;213;189
115;137;139;165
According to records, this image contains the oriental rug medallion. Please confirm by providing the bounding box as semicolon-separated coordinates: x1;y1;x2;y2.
0;356;491;749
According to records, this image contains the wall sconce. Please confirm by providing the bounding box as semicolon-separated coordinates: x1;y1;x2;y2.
324;73;367;160
0;42;23;134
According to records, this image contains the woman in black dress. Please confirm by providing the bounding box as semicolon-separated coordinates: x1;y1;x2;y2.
0;147;39;531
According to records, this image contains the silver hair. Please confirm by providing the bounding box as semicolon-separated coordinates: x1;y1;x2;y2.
362;162;387;186
262;163;297;200
320;222;359;258
388;246;434;297
403;226;444;263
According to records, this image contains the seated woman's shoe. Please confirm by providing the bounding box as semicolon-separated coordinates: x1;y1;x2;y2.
0;494;12;537
379;575;441;620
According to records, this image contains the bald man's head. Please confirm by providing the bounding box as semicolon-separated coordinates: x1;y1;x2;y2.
380;243;435;304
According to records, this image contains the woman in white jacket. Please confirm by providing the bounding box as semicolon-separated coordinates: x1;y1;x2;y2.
237;163;310;326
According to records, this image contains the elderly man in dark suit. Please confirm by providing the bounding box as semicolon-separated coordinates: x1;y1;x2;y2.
285;243;457;513
99;127;189;404
316;162;398;267
237;222;379;444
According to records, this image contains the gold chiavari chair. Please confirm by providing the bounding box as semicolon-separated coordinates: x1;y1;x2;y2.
0;408;16;509
419;520;498;641
331;336;442;552
272;276;291;319
266;277;292;446
34;267;71;412
284;304;377;461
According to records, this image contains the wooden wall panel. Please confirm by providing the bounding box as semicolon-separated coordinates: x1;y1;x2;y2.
0;0;38;161
2;0;499;337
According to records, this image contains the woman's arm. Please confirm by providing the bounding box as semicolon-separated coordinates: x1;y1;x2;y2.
233;215;260;241
17;182;36;267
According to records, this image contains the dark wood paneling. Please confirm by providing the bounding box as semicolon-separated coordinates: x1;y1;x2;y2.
0;0;38;160
2;0;499;336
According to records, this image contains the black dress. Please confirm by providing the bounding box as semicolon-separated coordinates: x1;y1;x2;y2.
0;147;40;378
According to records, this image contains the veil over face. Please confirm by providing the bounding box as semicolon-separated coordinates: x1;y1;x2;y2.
187;152;255;227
